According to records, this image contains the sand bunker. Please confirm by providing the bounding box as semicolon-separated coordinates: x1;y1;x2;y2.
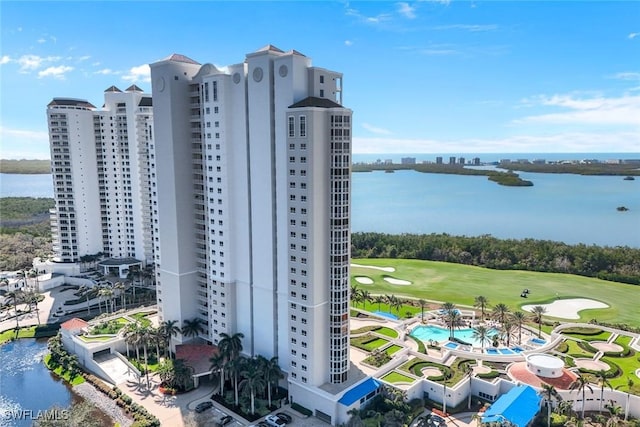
384;277;412;286
422;367;442;378
355;276;374;285
590;341;623;353
574;359;610;371
522;298;608;319
351;263;396;272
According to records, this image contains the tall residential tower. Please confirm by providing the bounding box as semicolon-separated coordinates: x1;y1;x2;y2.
46;86;155;266
150;46;355;422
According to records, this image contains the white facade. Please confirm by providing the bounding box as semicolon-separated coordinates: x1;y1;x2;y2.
46;87;155;265
150;46;352;423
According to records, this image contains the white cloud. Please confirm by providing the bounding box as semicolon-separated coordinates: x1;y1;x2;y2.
122;64;151;83
628;32;639;39
362;123;392;135
77;55;91;62
16;54;61;73
397;2;416;19
433;24;498;32
515;93;640;126
38;65;74;79
346;7;391;25
37;38;46;44
0;55;10;65
0;126;50;159
353;131;640;154
94;68;116;75
345;40;353;47
612;72;640;81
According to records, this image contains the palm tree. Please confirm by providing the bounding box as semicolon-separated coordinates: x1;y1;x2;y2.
471;325;492;350
389;296;403;314
604;400;624;427
360;289;371;310
209;352;227;395
181;318;206;340
466;364;474;410
373;295;385;313
417;299;427;322
511;311;527;345
594;370;612;414
123;322;141;360
351;288;363;308
570;373;594;420
139;326;153;389
531;305;547;337
24;290;41;325
239;358;267;414
616;377;634;421
491;303;510;325
263;356;283;407
28;269;40;292
6;290;23;331
160;320;181;359
114;282;126;310
444;308;463;340
98;287;113;314
540;384;561;427
227;357;245;405
218;332;244;362
499;317;515;347
474;296;489;321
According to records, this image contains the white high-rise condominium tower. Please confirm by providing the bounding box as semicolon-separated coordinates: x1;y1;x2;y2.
46;86;155;265
150;45;356;422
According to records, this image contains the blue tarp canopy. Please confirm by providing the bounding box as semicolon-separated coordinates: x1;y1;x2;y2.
482;385;541;427
338;378;381;406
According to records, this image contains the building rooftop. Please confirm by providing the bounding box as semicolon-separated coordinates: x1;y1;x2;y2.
126;84;144;92
104;85;123;93
255;44;284;53
481;384;541;426
338;377;381;406
138;97;152;107
289;96;344;109
161;53;200;65
98;257;141;266
175;344;218;376
47;98;96;109
61;318;89;331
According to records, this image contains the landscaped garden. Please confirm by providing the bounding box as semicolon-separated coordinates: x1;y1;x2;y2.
351;334;390;352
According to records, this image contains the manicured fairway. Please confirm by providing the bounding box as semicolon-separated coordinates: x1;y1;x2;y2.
351;258;640;327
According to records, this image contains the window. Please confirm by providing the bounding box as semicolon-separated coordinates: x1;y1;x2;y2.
300;116;306;137
204;82;209;102
213;81;218;101
320;89;324;97
320;75;324;83
214;106;219;114
288;116;295;137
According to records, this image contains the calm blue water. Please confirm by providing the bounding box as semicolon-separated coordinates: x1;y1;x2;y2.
352;168;640;248
2;152;639;247
0;339;74;427
410;325;498;346
0;174;53;198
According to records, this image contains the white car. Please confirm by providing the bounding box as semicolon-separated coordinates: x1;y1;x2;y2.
265;415;286;427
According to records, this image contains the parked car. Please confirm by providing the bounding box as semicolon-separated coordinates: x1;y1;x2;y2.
425;414;446;427
194;401;213;413
276;412;292;423
265;414;287;427
218;415;233;426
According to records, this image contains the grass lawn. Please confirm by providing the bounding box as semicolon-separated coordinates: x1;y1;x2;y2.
351;258;640;327
384;345;402;356
131;311;156;327
43;354;85;386
377;327;399;339
351;335;389;352
564;339;596;358
614;335;633;347
381;371;415;384
562;328;611;341
79;335;116;342
0;326;37;343
600;355;640;392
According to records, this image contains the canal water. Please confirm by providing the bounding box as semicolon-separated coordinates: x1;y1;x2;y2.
0;338;111;427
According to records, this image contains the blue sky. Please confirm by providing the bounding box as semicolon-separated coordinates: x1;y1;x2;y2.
1;1;639;159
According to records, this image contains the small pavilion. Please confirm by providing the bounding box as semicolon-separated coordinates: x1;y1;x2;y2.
481;384;541;426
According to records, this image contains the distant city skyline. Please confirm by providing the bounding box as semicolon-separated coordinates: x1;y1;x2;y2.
1;1;639;159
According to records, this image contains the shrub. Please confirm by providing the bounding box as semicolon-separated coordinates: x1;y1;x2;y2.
562;327;604;336
477;370;500;379
555;342;569;353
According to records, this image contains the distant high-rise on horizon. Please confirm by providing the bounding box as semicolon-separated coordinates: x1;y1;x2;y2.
46;86;155;266
150;45;355;422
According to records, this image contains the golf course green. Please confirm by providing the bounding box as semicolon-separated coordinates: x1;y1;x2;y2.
351;258;639;327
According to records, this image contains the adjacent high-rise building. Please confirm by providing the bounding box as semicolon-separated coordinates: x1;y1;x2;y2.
150;45;354;421
46;86;155;265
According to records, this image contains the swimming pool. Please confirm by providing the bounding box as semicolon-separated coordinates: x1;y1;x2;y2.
444;342;459;349
410;325;497;346
531;338;546;345
374;311;399;320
